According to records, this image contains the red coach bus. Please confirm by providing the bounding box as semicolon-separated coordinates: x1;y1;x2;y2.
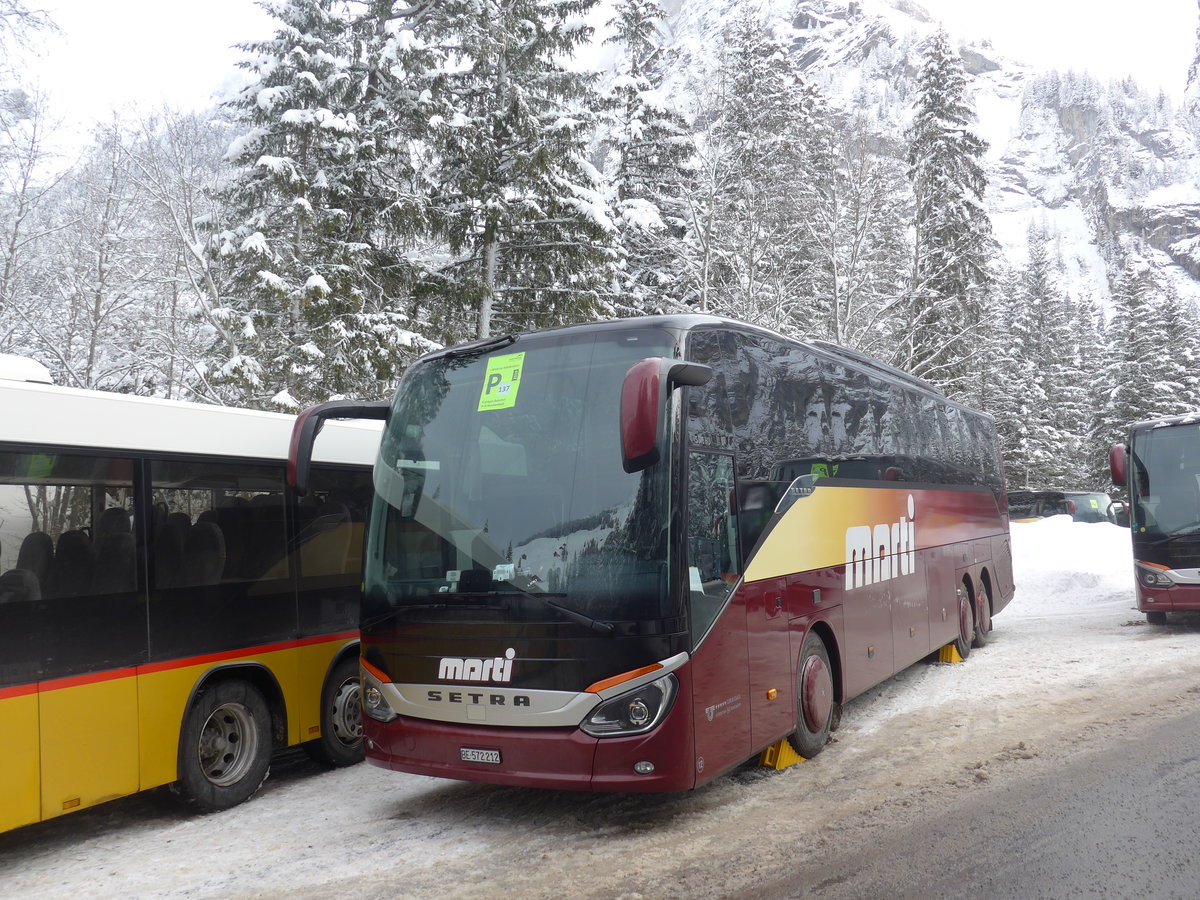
290;316;1014;791
1111;414;1200;624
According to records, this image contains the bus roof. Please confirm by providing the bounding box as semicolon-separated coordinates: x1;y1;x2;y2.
418;314;957;408
1129;411;1200;436
0;379;381;466
0;354;53;384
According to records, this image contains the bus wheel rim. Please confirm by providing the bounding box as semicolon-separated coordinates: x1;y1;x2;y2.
329;677;363;746
197;702;260;787
958;592;973;645
801;655;833;733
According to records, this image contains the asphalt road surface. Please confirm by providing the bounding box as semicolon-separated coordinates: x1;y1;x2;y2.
742;704;1200;900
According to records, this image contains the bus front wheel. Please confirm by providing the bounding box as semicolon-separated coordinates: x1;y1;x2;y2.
1147;610;1167;625
175;680;272;811
303;656;364;767
788;631;834;759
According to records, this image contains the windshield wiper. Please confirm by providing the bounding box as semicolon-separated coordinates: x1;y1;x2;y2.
1143;522;1200;543
539;597;616;636
440;333;518;360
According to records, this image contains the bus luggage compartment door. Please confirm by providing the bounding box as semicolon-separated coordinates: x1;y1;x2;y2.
745;576;793;748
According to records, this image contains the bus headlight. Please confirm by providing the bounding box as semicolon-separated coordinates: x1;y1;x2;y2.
580;674;677;737
361;669;398;723
1136;563;1174;588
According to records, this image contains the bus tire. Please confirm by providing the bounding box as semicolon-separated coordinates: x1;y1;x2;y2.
971;586;991;649
788;631;834;759
1147;610;1167;625
953;584;974;660
175;679;272;811
303;656;364;768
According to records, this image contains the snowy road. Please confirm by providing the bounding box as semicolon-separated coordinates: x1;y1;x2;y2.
5;517;1200;898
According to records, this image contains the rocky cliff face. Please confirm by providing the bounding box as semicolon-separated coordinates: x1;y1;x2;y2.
661;0;1200;308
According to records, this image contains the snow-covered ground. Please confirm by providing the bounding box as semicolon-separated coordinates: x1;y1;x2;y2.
4;517;1199;899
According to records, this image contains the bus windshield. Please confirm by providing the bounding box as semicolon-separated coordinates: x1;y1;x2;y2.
366;328;677;626
1131;422;1200;537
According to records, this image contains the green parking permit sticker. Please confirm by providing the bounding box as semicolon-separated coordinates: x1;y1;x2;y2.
478;352;526;411
1090;499;1099;508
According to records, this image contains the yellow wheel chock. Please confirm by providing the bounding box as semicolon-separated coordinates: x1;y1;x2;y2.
759;738;806;770
938;642;964;663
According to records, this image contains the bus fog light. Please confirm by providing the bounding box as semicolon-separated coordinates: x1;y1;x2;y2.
581;674;677;737
634;761;655;775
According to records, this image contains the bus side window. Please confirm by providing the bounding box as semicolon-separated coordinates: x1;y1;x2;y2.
687;453;739;638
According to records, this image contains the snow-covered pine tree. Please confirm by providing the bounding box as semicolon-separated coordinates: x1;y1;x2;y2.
693;12;820;335
990;265;1035;489
1070;290;1112;490
804;112;910;357
420;0;615;340
600;0;695;317
902;29;995;393
218;0;432;410
1096;256;1182;472
1156;284;1200;415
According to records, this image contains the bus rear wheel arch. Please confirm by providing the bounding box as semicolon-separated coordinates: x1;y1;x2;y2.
174;679;272;811
788;630;836;759
303;654;364;768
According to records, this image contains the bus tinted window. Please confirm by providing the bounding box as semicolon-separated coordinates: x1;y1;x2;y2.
0;450;142;682
150;460;288;586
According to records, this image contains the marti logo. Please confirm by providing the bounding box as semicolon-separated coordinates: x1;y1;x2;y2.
845;494;917;590
437;648;517;683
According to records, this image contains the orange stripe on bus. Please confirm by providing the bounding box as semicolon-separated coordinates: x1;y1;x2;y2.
360;658;391;683
0;630;359;696
586;663;662;694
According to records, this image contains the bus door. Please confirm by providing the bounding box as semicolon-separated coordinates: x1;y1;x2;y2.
22;456;144;820
686;453;753;780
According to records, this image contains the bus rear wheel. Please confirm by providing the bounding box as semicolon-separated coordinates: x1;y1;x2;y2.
304;656;364;767
971;586;991;649
175;680;271;811
953;584;974;660
788;631;834;759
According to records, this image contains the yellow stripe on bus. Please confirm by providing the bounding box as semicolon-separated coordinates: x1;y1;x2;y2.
0;693;40;832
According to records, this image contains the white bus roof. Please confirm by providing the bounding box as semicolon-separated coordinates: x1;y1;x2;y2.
0;354;54;384
0;379;383;466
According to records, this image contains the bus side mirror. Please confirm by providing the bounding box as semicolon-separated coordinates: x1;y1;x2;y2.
620;358;712;474
1109;443;1127;486
288;399;389;495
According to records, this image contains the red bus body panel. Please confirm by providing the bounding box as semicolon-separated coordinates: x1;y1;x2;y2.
1135;581;1200;613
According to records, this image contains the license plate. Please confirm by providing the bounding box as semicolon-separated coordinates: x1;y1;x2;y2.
460;747;501;764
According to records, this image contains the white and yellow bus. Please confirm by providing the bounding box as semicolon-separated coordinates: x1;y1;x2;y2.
0;357;380;833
